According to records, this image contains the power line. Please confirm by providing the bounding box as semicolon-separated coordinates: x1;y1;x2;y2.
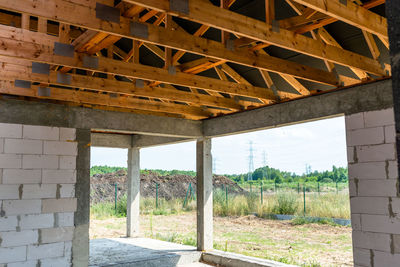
248;141;254;181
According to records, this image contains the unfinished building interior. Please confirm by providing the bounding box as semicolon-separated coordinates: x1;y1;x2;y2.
0;0;399;266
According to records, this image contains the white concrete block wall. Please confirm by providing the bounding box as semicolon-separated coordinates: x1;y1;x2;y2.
345;108;400;267
0;123;77;266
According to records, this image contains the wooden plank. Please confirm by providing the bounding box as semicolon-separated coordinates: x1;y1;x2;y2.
265;0;275;24
0;0;342;85
0;80;209;119
0;29;292;101
293;0;385;34
291;0;388;42
0;61;242;110
318;27;369;80
21;14;30;30
124;0;385;76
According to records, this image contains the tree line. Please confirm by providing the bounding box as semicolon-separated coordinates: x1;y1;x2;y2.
91;165;348;184
223;165;348;184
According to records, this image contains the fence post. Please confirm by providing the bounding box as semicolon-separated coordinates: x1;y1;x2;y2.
156;183;159;209
260;184;263;204
297;183;300;194
303;185;306;216
336;182;338;194
318;182;320;195
225;185;228;205
183;183;191;208
114;182;117;213
250;183;252;193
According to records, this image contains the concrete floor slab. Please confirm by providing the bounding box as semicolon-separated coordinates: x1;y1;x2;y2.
89;238;202;267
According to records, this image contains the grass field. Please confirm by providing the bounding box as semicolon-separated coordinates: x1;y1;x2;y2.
90;213;352;267
91;190;350;220
90;190;352;266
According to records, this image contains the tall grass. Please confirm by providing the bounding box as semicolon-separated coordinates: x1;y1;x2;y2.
213;190;350;219
91;190;350;220
90;195;196;219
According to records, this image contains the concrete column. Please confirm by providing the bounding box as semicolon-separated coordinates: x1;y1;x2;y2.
196;138;213;251
72;129;91;267
127;147;140;237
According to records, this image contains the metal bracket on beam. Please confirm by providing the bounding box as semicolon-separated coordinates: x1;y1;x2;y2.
332;68;344;86
38;87;51;97
96;2;120;24
378;54;390;76
135;79;144;88
170;0;189;15
54;42;75;58
129;22;148;39
226;39;235;51
339;0;347;6
271;20;280;33
168;66;176;75
14;80;31;88
32;62;50;75
82;55;99;70
57;73;72;85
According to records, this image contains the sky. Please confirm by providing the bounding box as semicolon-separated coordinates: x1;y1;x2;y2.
90;116;348;175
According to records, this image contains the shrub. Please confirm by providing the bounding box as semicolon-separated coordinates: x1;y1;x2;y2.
272;192;298;215
321;178;333;183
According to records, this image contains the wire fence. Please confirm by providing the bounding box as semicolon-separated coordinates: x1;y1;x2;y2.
91;181;349;217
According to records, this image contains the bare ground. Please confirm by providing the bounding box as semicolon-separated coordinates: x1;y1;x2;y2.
90;212;352;267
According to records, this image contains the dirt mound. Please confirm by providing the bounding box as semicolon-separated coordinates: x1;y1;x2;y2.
90;170;244;203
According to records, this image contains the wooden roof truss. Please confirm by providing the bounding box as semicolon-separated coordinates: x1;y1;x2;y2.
0;0;390;120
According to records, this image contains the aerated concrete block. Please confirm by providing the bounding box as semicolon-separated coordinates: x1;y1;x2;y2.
23;125;59;141
0;123;22;139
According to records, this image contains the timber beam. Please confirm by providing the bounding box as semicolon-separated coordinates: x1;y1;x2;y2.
0;25;292;101
125;0;385;76
0;0;347;85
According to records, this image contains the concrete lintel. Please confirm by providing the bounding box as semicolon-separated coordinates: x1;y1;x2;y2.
91;133;192;148
203;79;393;137
91;133;132;148
0;98;202;138
131;134;192;148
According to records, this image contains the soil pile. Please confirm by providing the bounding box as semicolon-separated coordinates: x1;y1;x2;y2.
90;170;244;203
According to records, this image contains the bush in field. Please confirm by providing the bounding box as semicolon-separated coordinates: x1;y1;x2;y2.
272;192;299;215
321;178;333;183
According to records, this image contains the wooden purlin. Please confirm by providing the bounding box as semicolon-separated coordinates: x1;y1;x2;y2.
0;80;210;120
0;0;347;86
124;0;385;76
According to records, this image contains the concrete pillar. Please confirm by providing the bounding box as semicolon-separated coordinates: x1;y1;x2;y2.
73;129;91;267
127;147;140;237
196;138;213;251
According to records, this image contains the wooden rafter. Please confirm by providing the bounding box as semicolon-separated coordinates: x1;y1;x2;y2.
291;0;388;42
0;0;349;85
0;80;209;119
0;26;299;101
124;0;385;76
0;61;242;110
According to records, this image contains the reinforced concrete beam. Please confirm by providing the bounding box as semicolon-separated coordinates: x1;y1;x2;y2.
91;133;132;148
0;98;202;138
91;133;192;148
203;79;393;137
